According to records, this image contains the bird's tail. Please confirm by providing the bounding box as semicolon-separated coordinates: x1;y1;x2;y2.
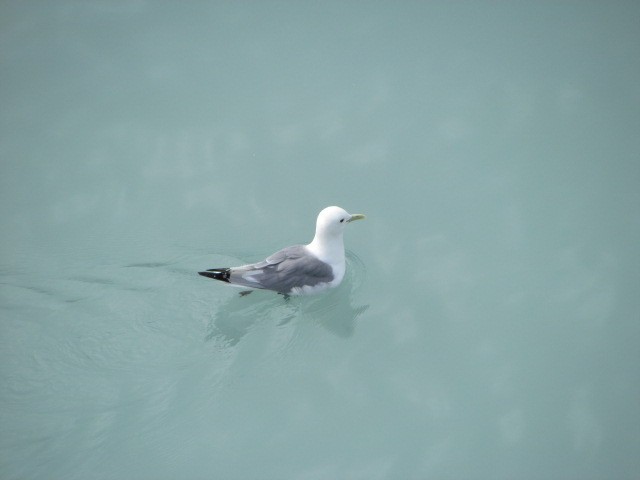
198;268;231;283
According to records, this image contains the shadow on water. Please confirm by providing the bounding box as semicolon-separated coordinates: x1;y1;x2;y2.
204;251;369;345
297;284;369;338
205;292;285;346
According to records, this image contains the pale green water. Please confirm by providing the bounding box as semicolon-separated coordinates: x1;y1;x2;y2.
1;2;639;479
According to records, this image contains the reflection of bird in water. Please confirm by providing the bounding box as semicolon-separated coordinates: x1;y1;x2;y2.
199;206;365;297
205;252;369;346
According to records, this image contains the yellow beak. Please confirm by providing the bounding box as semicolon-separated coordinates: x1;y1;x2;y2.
348;213;366;222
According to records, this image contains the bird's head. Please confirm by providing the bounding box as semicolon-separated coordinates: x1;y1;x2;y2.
315;206;365;237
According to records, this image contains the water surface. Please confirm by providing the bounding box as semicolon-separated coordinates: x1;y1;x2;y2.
1;2;639;479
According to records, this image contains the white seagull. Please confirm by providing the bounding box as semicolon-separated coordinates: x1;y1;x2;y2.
198;206;365;296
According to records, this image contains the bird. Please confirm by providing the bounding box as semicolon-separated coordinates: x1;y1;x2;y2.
198;206;365;296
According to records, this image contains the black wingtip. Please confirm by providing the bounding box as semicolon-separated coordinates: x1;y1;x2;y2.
198;268;231;283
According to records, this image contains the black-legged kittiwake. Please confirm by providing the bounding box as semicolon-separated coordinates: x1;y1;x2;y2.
198;206;365;296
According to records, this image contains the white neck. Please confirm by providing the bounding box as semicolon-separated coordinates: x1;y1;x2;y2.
306;231;345;266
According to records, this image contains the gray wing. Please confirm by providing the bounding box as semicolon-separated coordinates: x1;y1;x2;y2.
229;245;334;294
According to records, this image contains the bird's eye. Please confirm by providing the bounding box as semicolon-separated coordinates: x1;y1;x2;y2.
340;218;345;223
